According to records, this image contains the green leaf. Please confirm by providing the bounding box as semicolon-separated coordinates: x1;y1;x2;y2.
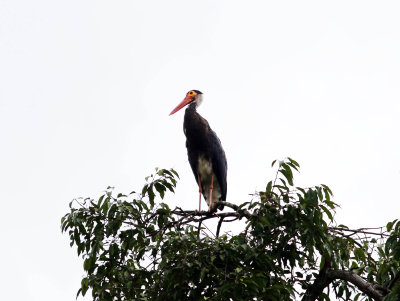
316;186;323;201
337;285;344;297
287;157;300;168
154;182;165;199
354;248;366;262
280;163;294;186
81;278;89;296
387;219;398;232
148;184;155;206
171;168;179;177
266;181;273;195
320;205;333;221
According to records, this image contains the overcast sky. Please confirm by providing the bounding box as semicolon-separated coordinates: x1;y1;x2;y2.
1;1;400;300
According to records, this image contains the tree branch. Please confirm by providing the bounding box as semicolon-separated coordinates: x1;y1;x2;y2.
172;201;251;218
302;268;386;301
329;226;389;238
216;216;224;237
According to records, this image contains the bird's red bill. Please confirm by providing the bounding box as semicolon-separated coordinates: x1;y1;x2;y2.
169;95;192;116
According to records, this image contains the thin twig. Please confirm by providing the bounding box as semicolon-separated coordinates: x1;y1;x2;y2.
216;216;224;238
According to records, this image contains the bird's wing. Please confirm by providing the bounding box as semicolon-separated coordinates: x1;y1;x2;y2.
210;129;227;202
186;140;200;184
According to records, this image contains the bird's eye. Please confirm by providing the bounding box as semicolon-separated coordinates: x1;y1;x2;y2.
189;91;195;95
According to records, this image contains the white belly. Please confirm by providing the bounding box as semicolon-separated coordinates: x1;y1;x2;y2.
198;155;222;210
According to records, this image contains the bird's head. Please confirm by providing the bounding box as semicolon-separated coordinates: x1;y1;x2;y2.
169;90;203;116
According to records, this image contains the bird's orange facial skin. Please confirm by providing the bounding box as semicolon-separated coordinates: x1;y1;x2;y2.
169;91;196;116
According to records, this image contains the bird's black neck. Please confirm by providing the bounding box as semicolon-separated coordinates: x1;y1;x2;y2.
186;102;197;112
183;101;209;146
184;102;202;125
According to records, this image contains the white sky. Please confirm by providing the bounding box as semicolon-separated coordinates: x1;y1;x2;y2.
1;1;400;300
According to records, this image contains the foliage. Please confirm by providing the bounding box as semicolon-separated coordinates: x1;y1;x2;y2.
61;160;400;300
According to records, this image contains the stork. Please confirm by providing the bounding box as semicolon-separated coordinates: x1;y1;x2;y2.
169;90;227;212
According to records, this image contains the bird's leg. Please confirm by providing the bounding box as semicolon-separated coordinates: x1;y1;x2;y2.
198;174;202;211
208;173;214;211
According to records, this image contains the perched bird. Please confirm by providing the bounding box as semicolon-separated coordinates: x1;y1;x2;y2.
169;90;227;212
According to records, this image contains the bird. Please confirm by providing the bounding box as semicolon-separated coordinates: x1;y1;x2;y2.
169;90;227;212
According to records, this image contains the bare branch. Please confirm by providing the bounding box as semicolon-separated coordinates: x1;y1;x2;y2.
216;216;224;238
329;226;389;238
302;268;386;301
